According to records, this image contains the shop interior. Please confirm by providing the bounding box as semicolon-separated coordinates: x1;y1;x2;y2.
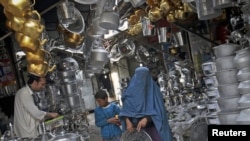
0;0;250;140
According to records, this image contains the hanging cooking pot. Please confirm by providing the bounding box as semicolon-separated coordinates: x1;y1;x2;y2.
212;0;233;9
26;49;50;64
195;0;222;20
99;11;120;30
141;16;156;36
233;47;250;69
213;42;240;58
7;0;35;17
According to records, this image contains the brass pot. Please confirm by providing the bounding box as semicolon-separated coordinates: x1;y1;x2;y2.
22;14;44;39
27;61;49;77
160;0;173;15
19;35;47;52
148;7;162;22
7;0;36;17
166;10;176;22
26;49;50;64
174;8;188;20
8;16;26;32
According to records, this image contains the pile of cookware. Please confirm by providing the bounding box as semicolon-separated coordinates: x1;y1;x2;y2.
0;0;55;77
57;0;85;49
234;47;250;124
212;41;241;124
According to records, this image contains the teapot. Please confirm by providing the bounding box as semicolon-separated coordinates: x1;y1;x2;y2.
7;0;36;17
160;0;174;15
26;49;50;64
8;16;26;32
27;61;55;77
19;35;47;52
22;14;44;39
148;7;162;22
166;10;176;22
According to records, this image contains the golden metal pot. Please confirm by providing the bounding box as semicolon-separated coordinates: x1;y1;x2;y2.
8;16;26;32
27;61;49;77
22;15;44;39
148;7;162;22
19;36;47;52
7;0;36;17
175;8;188;20
166;10;176;22
26;49;50;64
160;0;173;15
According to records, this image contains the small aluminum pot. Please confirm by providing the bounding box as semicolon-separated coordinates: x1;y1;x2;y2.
217;83;240;98
217;95;241;112
215;69;238;85
218;111;240;125
237;67;250;81
215;56;236;71
99;11;119;30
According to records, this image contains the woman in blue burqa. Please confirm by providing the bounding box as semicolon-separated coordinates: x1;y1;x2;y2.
119;66;173;141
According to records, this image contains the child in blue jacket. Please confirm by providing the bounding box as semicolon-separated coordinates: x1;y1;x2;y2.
94;90;122;141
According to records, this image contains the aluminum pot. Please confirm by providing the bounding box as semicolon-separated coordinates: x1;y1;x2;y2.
215;56;236;71
217;95;241;112
238;80;250;94
217;83;240;98
238;94;250;108
67;94;84;109
99;11;119;30
49;133;81;141
215;69;238;85
237;67;250;81
213;42;240;58
212;0;233;9
236;108;250;125
233;47;250;69
195;0;221;20
218;111;240;125
61;81;78;95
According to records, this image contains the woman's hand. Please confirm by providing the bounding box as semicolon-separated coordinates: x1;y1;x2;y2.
137;117;148;132
126;118;134;132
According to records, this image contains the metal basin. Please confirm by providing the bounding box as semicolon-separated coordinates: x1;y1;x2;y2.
49;133;81;141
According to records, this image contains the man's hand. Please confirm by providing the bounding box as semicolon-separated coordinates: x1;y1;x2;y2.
46;112;59;118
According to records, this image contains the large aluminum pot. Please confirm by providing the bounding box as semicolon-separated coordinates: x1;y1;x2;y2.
195;0;221;20
217;95;241;112
236;108;250;125
218;111;240;125
237;67;250;81
213;0;233;9
233;47;250;69
238;80;250;94
49;133;81;141
99;11;119;30
215;56;236;71
61;81;78;95
217;83;240;98
215;69;238;84
213;42;240;58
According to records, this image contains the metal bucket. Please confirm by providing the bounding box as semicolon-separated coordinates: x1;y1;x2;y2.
215;56;236;71
217;83;240;98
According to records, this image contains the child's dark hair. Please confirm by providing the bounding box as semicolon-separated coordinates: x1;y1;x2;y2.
95;90;108;99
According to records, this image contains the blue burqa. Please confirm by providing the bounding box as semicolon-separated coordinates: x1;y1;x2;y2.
119;67;173;141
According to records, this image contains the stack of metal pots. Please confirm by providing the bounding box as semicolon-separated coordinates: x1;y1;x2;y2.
213;42;241;125
57;57;85;113
201;61;220;124
233;47;250;124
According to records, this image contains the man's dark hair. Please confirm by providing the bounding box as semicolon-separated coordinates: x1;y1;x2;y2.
27;74;42;84
94;90;108;99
